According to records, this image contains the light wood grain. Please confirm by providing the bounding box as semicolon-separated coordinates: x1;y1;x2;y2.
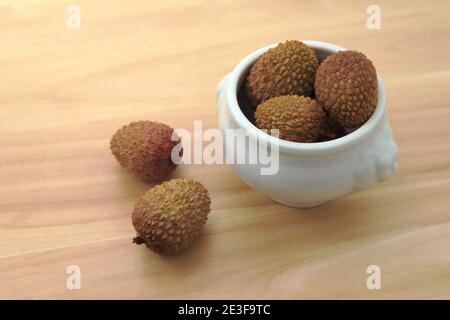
1;0;450;299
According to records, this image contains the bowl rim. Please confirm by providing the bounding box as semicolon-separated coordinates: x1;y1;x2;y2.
226;40;386;156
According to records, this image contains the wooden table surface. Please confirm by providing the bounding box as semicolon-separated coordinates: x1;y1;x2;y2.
1;0;450;299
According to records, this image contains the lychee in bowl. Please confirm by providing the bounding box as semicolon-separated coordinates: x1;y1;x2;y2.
216;40;398;207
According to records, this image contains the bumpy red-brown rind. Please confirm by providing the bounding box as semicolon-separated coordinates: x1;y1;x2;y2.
245;40;319;108
132;178;211;255
110;121;181;181
316;116;347;142
314;50;378;129
255;95;325;142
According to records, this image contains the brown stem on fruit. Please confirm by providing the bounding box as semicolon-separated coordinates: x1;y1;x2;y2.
132;235;145;245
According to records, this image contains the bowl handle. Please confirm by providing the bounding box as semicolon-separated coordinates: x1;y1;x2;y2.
354;121;398;189
216;73;231;107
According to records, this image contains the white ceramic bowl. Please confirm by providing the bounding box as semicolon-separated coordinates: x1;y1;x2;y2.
216;40;398;207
